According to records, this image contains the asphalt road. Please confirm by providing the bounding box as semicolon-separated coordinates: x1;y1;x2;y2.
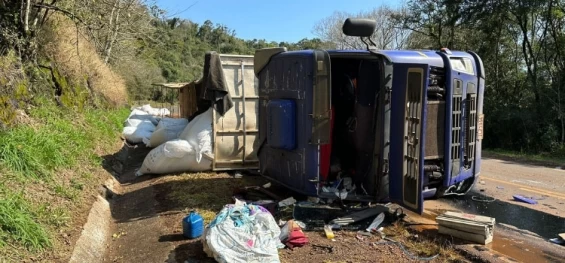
421;157;565;263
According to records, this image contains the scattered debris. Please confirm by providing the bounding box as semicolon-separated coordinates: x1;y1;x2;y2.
324;225;335;239
250;200;277;214
513;195;538;204
234;172;243;178
479;180;486;185
366;212;385;232
549;233;565;246
112;231;126;240
329;206;386;226
496;186;504;189
278;197;297;207
279;220;309;249
307;196;320;203
436;212;495;245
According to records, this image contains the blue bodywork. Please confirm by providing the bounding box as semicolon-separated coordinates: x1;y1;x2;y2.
255;48;484;214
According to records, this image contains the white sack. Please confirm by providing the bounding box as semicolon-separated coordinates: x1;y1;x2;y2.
141;104;171;117
179;108;213;163
156;117;189;130
122;120;155;143
143;126;183;148
125;109;158;126
143;118;189;147
135;139;212;176
202;203;283;263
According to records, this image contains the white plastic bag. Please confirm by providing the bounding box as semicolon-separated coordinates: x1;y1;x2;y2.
203;203;283;263
135;139;212;176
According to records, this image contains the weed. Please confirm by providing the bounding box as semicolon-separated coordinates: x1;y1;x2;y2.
0;95;128;256
36;205;70;228
53;184;78;201
484;149;565;167
71;179;84;190
0;189;51;251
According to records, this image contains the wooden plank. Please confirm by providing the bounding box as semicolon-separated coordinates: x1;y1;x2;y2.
559;233;565;240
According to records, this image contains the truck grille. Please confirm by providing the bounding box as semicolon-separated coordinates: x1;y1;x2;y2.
466;91;477;164
451;80;463;163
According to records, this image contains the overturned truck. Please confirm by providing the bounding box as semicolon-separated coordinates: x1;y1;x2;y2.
148;18;485;215
252;18;485;214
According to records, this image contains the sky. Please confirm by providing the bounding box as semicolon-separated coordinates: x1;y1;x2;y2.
155;0;403;43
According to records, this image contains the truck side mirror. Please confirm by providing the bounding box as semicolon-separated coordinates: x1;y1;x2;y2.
342;18;378;50
342;18;376;37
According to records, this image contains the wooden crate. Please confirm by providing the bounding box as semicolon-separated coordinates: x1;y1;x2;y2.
436;212;495;245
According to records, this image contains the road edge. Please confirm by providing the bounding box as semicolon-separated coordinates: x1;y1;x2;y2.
68;178;120;263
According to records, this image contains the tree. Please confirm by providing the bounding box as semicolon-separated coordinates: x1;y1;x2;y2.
397;0;565;153
312;5;410;50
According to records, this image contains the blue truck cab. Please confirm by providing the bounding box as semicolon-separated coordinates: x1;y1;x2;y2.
252;19;485;214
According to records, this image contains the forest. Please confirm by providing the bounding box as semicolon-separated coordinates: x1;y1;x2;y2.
1;0;565;155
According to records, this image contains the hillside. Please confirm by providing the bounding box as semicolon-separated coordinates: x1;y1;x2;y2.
0;1;331;261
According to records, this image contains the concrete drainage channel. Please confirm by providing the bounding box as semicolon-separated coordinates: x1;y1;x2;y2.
68;179;120;263
67;142;143;263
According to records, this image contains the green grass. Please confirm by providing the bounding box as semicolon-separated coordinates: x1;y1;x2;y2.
0;188;51;251
0;97;129;252
484;148;565;166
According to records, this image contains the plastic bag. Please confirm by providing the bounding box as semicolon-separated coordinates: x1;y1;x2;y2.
203;203;283;263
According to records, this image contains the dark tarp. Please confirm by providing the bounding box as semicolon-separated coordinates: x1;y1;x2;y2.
193;51;234;116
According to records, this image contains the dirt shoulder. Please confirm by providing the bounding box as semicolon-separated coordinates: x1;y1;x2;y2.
99;145;486;263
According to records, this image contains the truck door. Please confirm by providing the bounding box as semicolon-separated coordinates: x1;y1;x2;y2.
389;64;429;214
255;50;332;195
437;53;480;188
